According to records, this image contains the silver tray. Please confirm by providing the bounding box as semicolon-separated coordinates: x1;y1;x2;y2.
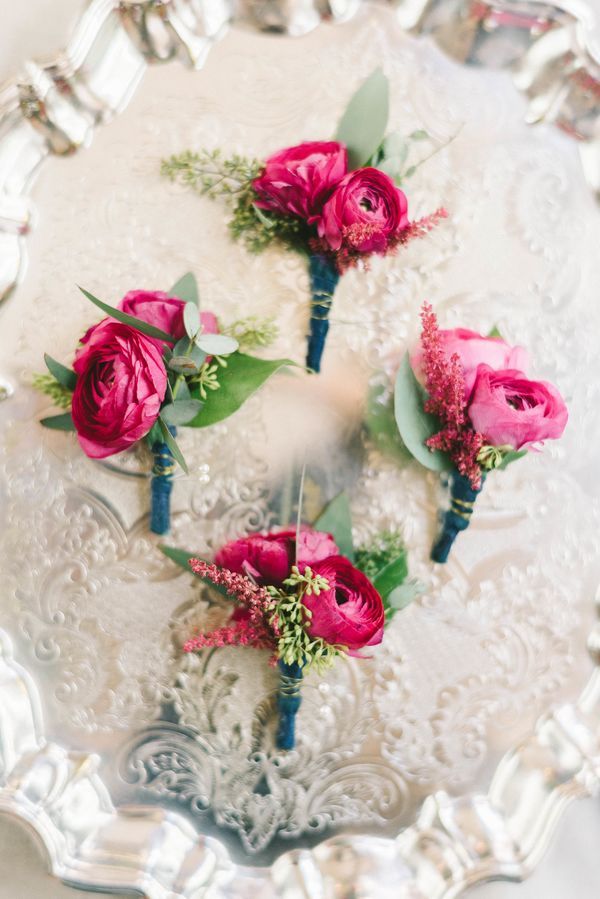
1;1;600;896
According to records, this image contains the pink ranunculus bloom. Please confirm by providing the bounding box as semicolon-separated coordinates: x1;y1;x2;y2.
317;167;409;254
119;290;219;347
467;365;568;450
411;327;530;400
71;319;167;459
302;555;385;652
215;527;339;586
253;141;348;220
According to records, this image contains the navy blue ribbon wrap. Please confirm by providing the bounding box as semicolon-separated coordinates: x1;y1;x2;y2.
276;660;303;750
306;253;340;373
150;426;176;535
431;470;485;564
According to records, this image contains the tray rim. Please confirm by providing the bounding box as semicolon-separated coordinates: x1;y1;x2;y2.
1;0;600;896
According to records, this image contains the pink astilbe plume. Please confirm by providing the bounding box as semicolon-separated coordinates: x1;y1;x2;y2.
309;208;448;273
183;560;277;655
419;302;483;488
397;207;448;247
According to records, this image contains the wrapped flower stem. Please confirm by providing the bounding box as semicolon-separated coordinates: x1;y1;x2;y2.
306;253;340;373
276;660;303;750
431;470;484;564
150;426;176;535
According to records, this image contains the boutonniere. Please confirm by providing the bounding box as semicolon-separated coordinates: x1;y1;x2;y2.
163;494;418;749
35;273;293;535
161;69;447;373
391;303;568;562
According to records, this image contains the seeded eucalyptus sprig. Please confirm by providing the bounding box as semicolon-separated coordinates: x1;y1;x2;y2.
222;316;278;351
161;149;311;255
32;372;73;410
267;565;347;673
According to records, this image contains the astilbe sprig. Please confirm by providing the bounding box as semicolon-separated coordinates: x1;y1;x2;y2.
309;207;448;273
183;561;347;673
420;302;483;487
183;561;277;656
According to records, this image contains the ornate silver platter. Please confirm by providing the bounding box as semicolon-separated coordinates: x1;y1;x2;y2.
1;1;600;896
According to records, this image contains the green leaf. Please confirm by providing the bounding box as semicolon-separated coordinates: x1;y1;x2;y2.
146;421;162;447
44;354;77;391
314;492;354;562
174;378;191;402
158;416;189;474
187;352;295;428
173;337;191;356
377;149;408;183
394;352;452;472
403;165;417;179
365;384;411;463
498;449;527;470
40;411;76;431
78;286;175;343
183;302;201;338
386;580;422;612
160;399;204;426
159;545;230;597
169;344;206;375
409;129;429;140
335;68;390;170
372;552;408;600
252;204;276;228
488;325;502;338
169;272;199;306
195;333;238;356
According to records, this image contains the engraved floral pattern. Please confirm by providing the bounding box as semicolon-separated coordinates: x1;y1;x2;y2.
1;7;600;855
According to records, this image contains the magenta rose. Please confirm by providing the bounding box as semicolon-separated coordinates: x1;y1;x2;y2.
119;290;218;347
302;556;385;652
317;167;409;254
215;527;339;585
468;365;568;450
253;141;347;220
71;319;167;459
411;328;530;399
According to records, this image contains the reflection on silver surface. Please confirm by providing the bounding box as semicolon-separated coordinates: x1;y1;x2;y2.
2;616;600;897
0;1;599;897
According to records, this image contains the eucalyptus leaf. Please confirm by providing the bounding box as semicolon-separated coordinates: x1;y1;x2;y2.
173;337;191;356
160;399;204;426
394;352;452;472
169;272;199;306
174;378;191;402
386;580;423;611
159;545;231;596
382;131;406;157
314;492;354;562
498;449;527;470
169;356;201;375
195;333;239;356
377;147;408;182
183;302;201;339
158;416;189;474
372;553;408;599
78;286;175;343
187;352;295;428
40;411;76;431
335;68;389;170
44;354;77;391
365;384;412;464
